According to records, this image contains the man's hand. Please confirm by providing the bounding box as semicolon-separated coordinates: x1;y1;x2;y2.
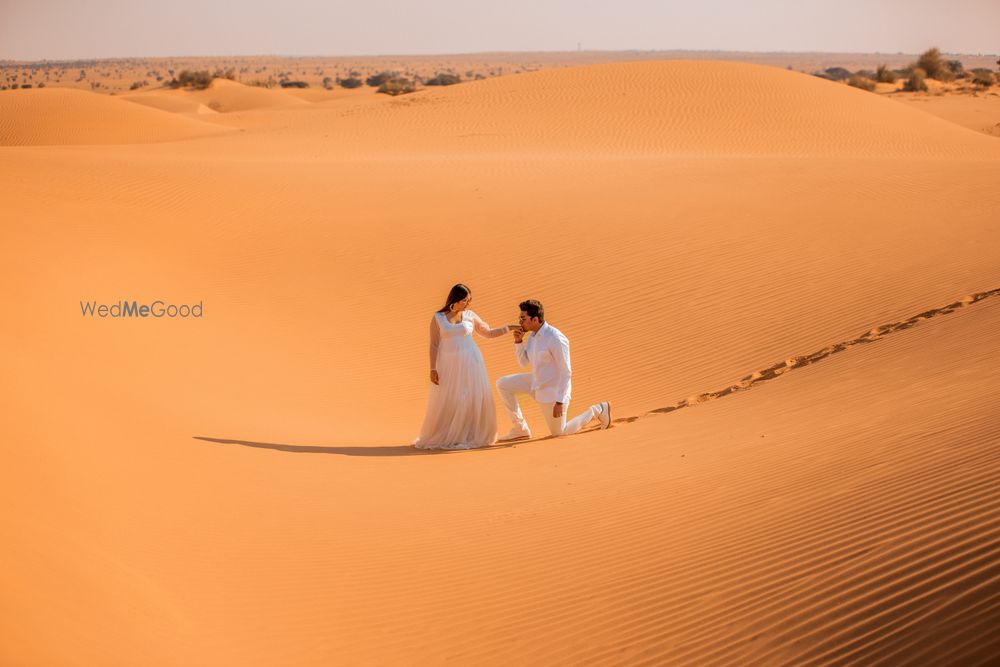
512;327;525;344
553;403;564;418
430;370;439;385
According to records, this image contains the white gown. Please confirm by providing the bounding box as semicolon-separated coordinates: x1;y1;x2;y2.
414;310;508;450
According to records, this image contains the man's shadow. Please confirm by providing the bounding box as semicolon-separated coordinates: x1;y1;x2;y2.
193;436;528;456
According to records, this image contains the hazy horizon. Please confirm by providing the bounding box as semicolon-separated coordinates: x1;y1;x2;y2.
2;0;999;61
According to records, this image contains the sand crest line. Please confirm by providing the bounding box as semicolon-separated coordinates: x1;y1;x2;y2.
616;287;1000;425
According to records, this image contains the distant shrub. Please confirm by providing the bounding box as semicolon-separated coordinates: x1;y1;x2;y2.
365;71;396;87
916;47;950;81
854;69;876;80
279;80;309;88
816;67;853;81
946;60;966;79
213;67;236;81
847;75;876;92
339;77;363;89
875;64;896;83
169;70;213;90
247;78;276;88
10;83;18;89
37;82;45;88
21;83;32;89
129;80;149;90
424;72;461;86
377;77;416;96
972;72;995;88
321;76;334;90
904;68;929;92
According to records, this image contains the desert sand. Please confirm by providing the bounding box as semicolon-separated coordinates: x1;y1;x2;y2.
1;60;999;665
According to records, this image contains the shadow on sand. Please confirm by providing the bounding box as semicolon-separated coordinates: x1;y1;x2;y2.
193;436;524;456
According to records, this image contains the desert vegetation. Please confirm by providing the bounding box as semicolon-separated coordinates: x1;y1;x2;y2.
847;75;876;92
915;48;951;81
904;68;929;92
816;67;853;82
971;70;995;88
875;65;896;83
247;77;277;88
377;77;417;96
809;46;999;96
167;70;214;90
365;71;397;87
424;72;462;86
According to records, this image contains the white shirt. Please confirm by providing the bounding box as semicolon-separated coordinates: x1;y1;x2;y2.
515;322;572;404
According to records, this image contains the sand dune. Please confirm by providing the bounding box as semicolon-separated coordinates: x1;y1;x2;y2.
1;60;999;665
159;78;310;113
222;60;1000;158
0;87;232;146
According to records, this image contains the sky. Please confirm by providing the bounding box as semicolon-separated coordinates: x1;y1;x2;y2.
1;0;998;61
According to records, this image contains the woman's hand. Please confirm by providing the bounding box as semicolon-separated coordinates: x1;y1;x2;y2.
430;370;439;385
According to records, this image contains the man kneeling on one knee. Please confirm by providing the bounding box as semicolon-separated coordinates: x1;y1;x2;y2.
496;299;610;441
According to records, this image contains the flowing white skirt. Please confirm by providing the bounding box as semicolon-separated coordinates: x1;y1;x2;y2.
414;337;497;450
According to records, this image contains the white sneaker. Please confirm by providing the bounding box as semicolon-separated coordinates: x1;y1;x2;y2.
498;425;531;442
596;402;611;430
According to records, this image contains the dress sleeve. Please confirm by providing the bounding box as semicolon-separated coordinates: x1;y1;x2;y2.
470;310;509;338
429;314;441;371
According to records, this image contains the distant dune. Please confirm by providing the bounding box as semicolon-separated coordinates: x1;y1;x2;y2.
139;78;311;113
1;59;999;666
0;87;232;146
278;60;1000;158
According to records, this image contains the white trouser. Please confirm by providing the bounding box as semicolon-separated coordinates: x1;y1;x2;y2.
496;373;598;437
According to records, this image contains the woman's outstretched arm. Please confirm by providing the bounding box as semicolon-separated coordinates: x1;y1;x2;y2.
470;311;510;338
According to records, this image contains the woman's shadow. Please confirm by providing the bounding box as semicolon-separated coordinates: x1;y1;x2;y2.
193;436;524;456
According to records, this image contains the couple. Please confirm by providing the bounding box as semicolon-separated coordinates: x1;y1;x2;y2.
414;283;611;451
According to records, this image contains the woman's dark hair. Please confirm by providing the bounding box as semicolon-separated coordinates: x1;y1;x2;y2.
438;283;471;313
519;299;544;322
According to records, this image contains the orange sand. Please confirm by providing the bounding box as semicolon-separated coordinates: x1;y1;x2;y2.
1;60;999;665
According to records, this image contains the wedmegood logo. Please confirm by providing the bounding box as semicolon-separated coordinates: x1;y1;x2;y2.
80;300;203;318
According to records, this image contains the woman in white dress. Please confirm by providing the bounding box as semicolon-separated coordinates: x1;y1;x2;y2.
414;284;512;450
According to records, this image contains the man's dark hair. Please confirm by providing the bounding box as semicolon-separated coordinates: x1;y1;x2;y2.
519;299;544;322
